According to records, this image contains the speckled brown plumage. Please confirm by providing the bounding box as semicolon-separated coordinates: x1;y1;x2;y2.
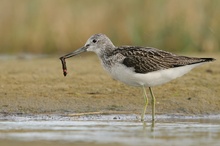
111;46;214;73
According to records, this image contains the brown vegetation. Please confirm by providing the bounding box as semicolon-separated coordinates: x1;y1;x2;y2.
0;0;219;54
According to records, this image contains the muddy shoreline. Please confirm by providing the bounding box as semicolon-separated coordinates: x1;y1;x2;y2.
0;54;219;116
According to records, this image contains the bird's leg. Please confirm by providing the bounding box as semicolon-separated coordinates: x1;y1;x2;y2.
141;86;148;121
149;87;155;122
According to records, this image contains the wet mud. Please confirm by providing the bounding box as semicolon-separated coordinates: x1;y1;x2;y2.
0;53;219;116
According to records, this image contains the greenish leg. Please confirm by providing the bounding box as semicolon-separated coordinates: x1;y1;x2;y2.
141;86;148;121
149;87;155;122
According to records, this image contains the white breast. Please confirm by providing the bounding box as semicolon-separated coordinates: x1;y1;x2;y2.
105;62;204;87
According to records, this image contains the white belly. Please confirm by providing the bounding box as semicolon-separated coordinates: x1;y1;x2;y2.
105;63;204;87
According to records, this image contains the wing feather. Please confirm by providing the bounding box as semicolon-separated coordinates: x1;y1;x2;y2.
112;46;212;74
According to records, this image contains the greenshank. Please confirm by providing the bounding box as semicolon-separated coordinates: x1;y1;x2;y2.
60;33;215;122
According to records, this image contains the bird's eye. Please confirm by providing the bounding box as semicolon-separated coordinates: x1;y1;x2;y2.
92;39;97;43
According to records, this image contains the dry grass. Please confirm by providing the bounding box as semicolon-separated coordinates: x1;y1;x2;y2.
0;0;219;54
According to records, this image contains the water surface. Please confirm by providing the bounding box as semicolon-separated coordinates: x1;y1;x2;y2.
0;114;220;146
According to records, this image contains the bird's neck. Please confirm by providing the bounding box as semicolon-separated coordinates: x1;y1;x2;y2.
98;45;116;58
96;46;116;72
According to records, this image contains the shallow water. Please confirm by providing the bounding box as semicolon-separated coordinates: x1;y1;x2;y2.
0;114;220;146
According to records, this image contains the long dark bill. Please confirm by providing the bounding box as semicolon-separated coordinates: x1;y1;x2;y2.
59;46;88;76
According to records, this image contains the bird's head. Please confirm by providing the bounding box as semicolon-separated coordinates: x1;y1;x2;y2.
60;33;115;59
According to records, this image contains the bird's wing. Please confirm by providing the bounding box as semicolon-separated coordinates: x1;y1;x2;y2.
113;46;210;74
